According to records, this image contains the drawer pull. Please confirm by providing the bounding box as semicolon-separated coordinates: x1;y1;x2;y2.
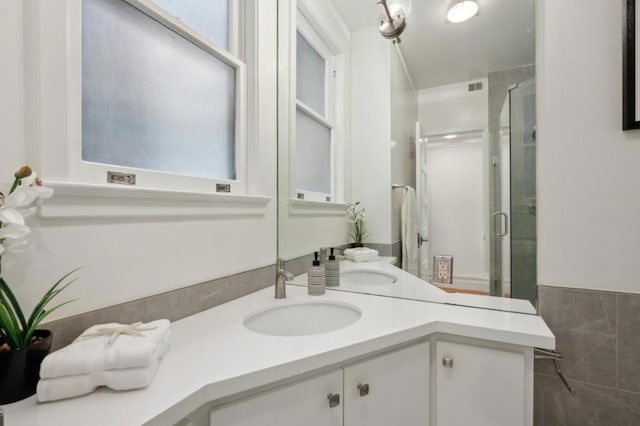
442;356;454;368
357;383;370;397
327;393;340;408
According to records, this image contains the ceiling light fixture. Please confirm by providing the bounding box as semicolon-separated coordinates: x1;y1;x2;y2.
444;134;458;139
446;0;479;24
377;0;412;43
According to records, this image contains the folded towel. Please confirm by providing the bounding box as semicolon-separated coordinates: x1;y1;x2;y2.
37;360;161;402
40;320;170;379
344;247;379;262
37;336;169;402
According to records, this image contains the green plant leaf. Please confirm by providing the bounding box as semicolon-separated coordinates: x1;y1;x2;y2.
0;277;28;333
26;268;81;329
0;288;22;335
22;299;78;347
0;303;21;348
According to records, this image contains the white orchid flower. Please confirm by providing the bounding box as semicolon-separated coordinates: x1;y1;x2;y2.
5;174;53;209
0;170;53;257
0;223;31;255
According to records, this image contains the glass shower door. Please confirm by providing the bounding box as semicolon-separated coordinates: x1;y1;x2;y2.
490;78;537;306
507;78;537;305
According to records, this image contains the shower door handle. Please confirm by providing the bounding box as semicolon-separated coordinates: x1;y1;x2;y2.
493;212;509;237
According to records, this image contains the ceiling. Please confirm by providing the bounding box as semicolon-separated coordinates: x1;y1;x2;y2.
332;0;535;91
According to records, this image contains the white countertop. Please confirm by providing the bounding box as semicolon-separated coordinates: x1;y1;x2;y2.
4;285;553;426
292;259;537;314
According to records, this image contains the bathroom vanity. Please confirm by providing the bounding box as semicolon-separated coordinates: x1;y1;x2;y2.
3;274;553;426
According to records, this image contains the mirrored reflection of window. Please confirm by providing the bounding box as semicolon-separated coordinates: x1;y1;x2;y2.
296;109;331;194
296;31;325;115
295;29;333;198
82;0;238;181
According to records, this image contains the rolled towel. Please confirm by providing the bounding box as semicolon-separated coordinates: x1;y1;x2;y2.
37;336;169;402
40;319;170;379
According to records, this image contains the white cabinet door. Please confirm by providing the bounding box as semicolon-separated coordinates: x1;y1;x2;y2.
209;370;343;426
344;342;430;426
436;341;526;426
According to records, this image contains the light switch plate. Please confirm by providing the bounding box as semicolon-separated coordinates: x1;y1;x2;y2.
432;255;453;284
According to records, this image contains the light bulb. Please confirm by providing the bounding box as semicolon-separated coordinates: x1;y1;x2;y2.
446;0;479;24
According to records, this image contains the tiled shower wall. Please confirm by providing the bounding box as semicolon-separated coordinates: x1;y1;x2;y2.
534;286;640;425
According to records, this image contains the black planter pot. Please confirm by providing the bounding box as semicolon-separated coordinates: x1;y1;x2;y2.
0;330;52;404
350;242;364;248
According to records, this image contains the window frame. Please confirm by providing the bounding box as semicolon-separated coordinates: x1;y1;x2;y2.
290;5;344;204
28;0;259;197
77;0;247;193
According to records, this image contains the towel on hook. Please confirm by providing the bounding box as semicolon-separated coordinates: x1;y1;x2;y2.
40;319;171;379
401;187;419;276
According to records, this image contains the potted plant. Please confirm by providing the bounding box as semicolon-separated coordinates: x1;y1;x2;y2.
0;166;78;404
347;201;367;248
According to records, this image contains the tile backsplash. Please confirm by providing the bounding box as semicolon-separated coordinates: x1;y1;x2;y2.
43;264;275;351
534;285;640;425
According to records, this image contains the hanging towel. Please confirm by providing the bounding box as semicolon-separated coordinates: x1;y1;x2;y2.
401;187;419;276
40;319;171;379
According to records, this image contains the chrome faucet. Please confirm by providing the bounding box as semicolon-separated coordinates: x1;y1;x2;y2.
275;258;294;299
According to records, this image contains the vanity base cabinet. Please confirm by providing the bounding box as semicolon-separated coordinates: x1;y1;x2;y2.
344;341;430;426
209;370;343;426
435;340;528;426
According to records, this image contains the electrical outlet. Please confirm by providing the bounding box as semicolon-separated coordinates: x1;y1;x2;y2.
432;255;453;284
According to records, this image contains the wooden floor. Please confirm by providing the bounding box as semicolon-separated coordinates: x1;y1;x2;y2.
440;287;489;295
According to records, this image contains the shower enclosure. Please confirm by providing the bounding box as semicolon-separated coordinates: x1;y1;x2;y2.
490;77;537;305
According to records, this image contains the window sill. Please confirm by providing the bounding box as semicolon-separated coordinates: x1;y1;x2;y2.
288;199;348;216
39;182;271;218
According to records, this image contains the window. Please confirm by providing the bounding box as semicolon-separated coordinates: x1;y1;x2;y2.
77;0;246;193
294;13;338;201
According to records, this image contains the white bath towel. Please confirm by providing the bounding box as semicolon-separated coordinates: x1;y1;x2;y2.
37;336;170;402
401;187;419;276
37;359;162;402
40;320;171;379
344;247;379;262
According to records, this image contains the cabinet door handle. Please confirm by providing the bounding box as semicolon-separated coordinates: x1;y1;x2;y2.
327;393;340;408
357;383;370;397
442;356;454;368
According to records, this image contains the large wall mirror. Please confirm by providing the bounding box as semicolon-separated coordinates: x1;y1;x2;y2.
277;0;537;314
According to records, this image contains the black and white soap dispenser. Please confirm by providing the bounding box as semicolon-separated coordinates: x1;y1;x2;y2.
325;248;340;287
308;251;326;295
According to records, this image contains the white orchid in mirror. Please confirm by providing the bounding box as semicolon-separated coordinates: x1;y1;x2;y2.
0;165;53;256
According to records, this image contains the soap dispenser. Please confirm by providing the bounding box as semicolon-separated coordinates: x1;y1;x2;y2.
308;251;326;295
325;248;340;287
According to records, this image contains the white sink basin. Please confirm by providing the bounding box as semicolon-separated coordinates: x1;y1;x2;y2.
244;301;362;336
341;269;398;286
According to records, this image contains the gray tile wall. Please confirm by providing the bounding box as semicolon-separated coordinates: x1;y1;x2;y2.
43;264;275;351
535;285;640;425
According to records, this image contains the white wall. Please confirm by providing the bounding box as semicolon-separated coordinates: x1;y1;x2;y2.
418;80;489;282
350;27;393;245
390;47;418;243
0;0;278;319
418;80;488;135
427;142;487;279
537;0;640;293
